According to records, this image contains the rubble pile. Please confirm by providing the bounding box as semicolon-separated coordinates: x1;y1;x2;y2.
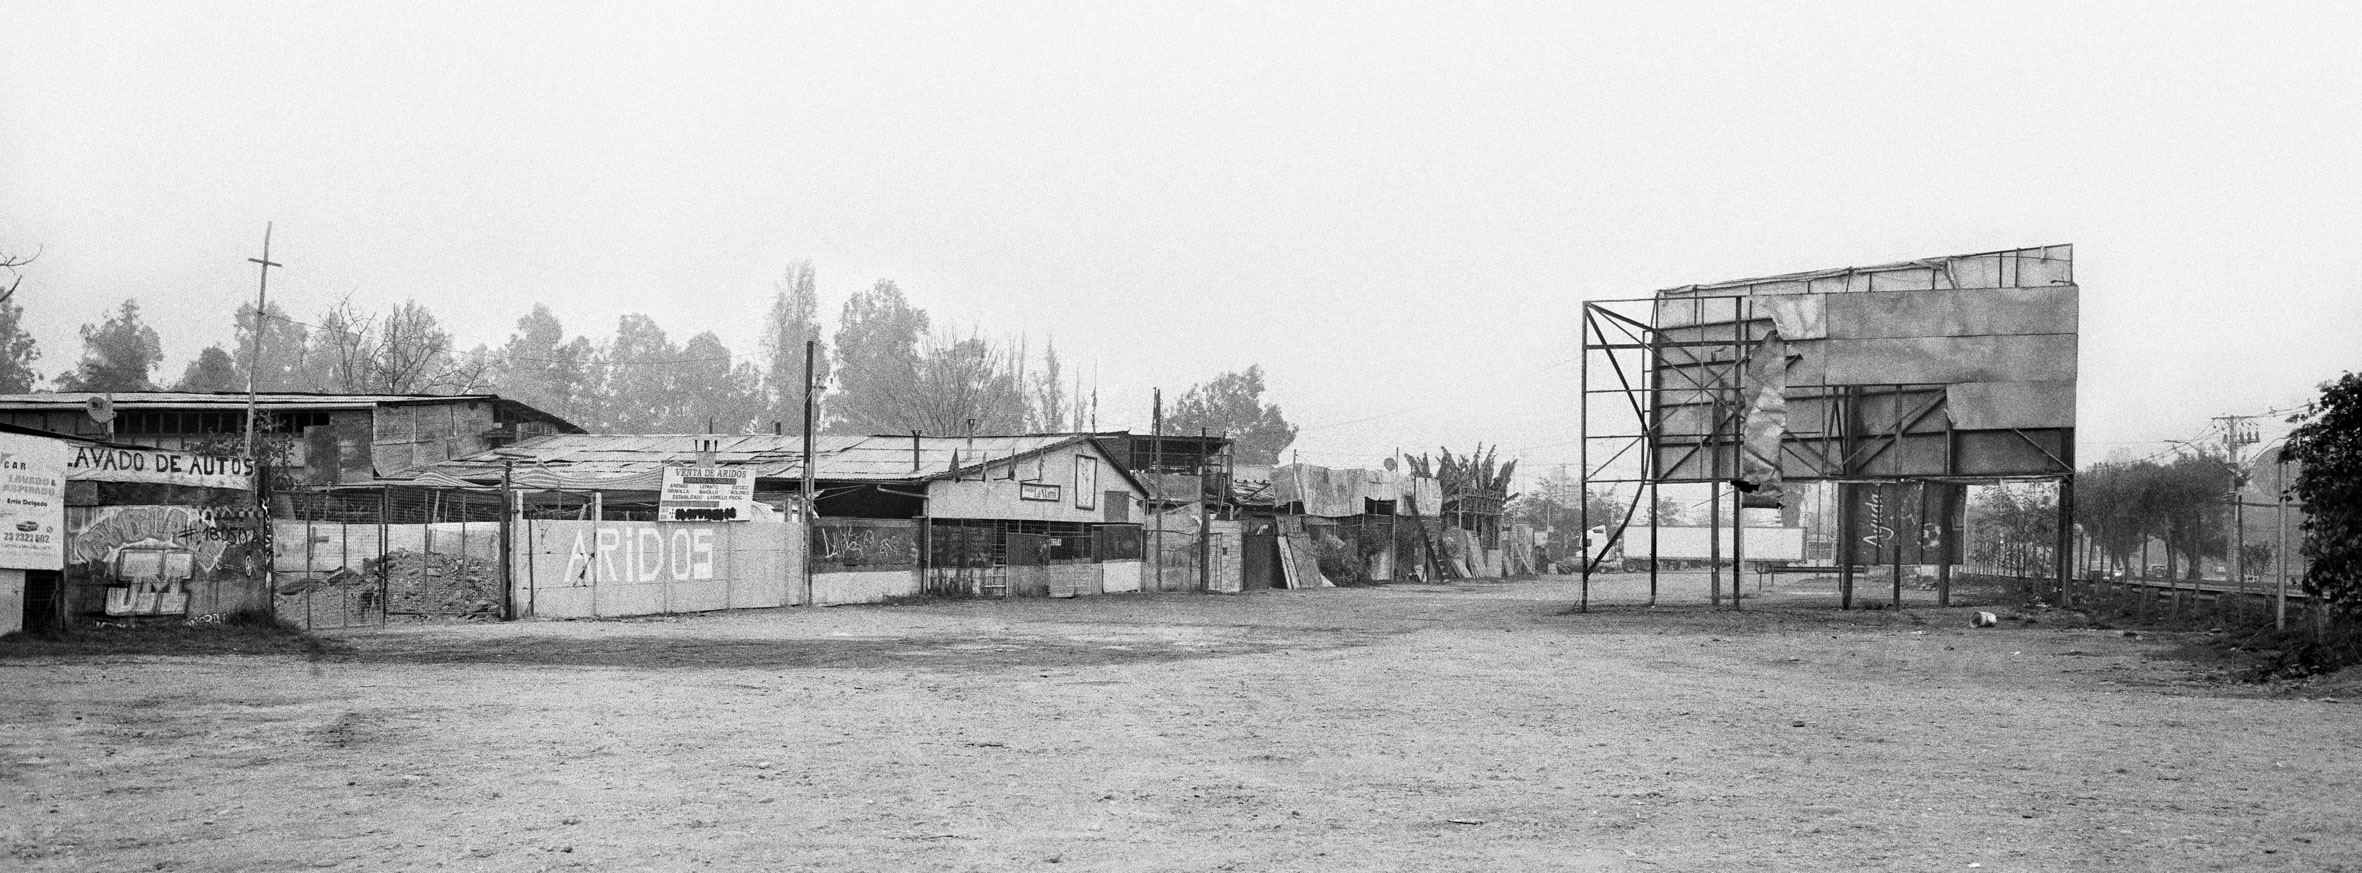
378;548;502;617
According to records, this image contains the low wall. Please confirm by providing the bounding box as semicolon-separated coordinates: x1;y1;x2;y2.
812;568;919;605
68;505;271;622
1101;560;1143;594
517;519;802;619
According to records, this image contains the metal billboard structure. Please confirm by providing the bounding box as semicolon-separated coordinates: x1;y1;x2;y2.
1578;245;2079;610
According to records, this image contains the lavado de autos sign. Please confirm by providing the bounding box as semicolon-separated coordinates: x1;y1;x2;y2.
67;444;254;490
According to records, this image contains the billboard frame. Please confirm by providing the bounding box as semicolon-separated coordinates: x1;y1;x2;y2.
1576;246;2080;613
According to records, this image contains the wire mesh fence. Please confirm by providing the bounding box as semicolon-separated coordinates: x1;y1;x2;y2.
271;485;507;630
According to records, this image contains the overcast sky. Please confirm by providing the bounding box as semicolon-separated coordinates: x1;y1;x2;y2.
6;2;2358;491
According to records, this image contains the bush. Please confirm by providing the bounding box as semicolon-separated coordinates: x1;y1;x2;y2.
1313;538;1366;584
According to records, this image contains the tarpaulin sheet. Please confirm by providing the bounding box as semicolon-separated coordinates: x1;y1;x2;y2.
1271;464;1434;518
1736;329;1790;506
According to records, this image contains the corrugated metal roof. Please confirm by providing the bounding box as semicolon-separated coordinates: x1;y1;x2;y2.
405;432;1137;486
0;391;583;432
0;391;501;409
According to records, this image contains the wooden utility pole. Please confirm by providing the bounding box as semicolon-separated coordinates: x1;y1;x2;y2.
2215;413;2261;589
1198;427;1212;593
1150;389;1162;593
1732;485;1744;609
1708;481;1722;606
500;460;516;620
2276;458;2290;630
244;223;282;607
243;223;281;473
803;339;819;605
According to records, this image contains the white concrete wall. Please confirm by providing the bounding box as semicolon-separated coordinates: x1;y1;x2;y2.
1100;560;1143;594
812;568;919;605
516;519;801;619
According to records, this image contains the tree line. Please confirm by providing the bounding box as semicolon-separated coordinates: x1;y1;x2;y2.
2072;453;2243;581
0;253;1300;463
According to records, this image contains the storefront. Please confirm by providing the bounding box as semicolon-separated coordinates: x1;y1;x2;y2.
58;436;265;625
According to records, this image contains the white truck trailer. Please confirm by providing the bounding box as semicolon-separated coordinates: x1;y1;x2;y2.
1596;524;1806;570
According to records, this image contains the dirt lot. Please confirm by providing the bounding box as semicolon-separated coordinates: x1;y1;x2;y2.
6;573;2360;872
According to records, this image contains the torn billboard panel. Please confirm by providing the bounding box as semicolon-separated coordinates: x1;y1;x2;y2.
1647;245;2078;484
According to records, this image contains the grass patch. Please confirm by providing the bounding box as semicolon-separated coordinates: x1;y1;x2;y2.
0;607;344;659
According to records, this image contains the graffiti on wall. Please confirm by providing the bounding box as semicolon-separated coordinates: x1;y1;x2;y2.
812;523;918;570
70;505;271;616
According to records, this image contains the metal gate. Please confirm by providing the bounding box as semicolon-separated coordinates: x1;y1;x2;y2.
924;521;1006;597
1006;532;1050;598
274;486;505;629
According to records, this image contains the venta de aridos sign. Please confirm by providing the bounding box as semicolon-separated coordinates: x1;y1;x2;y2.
658;466;757;522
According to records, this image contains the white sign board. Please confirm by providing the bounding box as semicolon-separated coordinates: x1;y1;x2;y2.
659;466;757;522
66;444;254;490
0;432;69;570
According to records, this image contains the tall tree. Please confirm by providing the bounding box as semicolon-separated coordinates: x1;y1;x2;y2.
2284;372;2362;614
0;289;38;392
828;280;929;434
1030;337;1069;432
759;260;830;433
1504;467;1601;532
376;300;482;393
174;346;240;392
234;301;310;391
2154;452;2233;579
57;299;163;391
897;330;1028;435
673;331;759;433
493;303;598;424
1166;365;1297;464
308;299;373;392
303;298;487;394
1968;483;2060;578
2076;458;2168;576
601;314;682;433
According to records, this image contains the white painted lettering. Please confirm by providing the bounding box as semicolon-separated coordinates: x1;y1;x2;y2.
595;527;622;582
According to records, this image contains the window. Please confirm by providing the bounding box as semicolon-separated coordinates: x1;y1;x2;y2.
1074;456;1097;510
1094;524;1144;561
116;410;319;435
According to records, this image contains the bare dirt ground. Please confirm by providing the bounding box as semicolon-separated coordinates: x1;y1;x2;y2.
6;573;2360;872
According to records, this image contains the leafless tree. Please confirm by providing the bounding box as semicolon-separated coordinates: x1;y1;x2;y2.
307;297;490;394
0;245;37;303
877;328;1028;435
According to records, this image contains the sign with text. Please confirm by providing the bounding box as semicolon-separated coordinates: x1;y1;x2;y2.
1019;482;1062;502
659;466;757;522
1073;457;1097;510
67;444;254;490
0;432;69;570
1838;480;1965;566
